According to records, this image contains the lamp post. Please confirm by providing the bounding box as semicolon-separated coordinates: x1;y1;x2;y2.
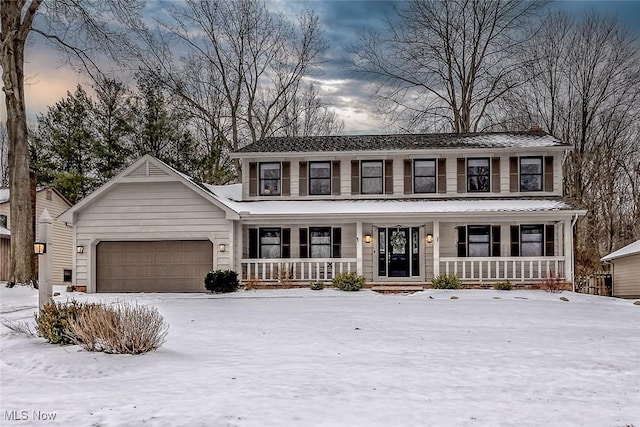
36;209;53;310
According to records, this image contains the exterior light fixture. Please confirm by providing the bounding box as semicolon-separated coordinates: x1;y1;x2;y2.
218;244;226;253
426;234;433;244
364;234;372;244
76;245;85;254
34;242;46;255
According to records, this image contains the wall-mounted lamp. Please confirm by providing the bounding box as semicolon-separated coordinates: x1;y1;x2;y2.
426;234;433;244
218;244;226;253
364;234;372;244
76;245;85;254
34;242;46;255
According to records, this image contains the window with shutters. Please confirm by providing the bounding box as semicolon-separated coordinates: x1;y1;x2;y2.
520;225;544;256
458;225;501;257
309;162;331;195
520;157;543;192
300;227;341;258
361;160;383;194
467;158;490;192
414;159;437;193
259;228;282;258
259;163;281;196
0;214;6;229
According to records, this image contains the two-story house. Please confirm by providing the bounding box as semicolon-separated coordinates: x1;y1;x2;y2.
61;130;585;293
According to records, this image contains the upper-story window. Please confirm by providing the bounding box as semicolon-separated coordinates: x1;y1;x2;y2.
414;159;436;193
467;158;490;192
259;163;281;196
520;157;543;192
361;160;383;194
309;162;331;195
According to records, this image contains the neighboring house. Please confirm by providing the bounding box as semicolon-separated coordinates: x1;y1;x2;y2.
60;130;586;293
601;240;640;299
0;187;74;284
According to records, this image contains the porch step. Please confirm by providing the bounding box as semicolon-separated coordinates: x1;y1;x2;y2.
371;285;424;294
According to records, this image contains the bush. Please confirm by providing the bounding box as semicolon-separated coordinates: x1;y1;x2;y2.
493;281;513;291
68;302;168;355
332;272;365;291
540;272;564;293
204;270;239;293
430;274;462;289
35;300;92;344
310;280;324;290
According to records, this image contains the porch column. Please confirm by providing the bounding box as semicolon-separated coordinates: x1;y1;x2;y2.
432;220;440;278
356;221;363;275
564;218;574;290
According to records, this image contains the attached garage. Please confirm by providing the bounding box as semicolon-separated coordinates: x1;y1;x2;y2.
96;240;213;293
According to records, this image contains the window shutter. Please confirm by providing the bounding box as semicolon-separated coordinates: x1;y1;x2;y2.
332;161;341;195
545;224;555;256
249;228;258;258
249;162;257;196
385;159;393;194
457;226;467;257
510;225;520;256
282;228;291;258
438;158;447;193
491;225;501;257
332;228;342;258
404;160;412;194
351;160;360;195
282;162;290;196
299;228;308;258
492;157;501;193
544;156;554;192
509;157;518;192
457;158;466;193
299;162;308;196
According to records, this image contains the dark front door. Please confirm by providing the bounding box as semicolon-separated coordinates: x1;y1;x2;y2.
388;228;410;277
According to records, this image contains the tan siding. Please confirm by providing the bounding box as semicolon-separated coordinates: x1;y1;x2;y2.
612;255;640;298
0;236;9;281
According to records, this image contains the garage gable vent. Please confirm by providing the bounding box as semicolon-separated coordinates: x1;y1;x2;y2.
126;160;169;178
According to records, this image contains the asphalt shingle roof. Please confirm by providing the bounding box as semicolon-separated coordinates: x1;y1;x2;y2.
236;131;569;153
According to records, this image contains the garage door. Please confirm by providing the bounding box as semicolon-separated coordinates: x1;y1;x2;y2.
96;241;213;292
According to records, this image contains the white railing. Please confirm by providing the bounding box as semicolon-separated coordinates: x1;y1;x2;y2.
241;258;357;282
440;257;566;283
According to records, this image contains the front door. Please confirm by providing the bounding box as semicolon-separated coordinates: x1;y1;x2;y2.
388;227;410;277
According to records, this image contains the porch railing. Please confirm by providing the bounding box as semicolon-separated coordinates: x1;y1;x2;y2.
440;256;566;283
241;258;357;282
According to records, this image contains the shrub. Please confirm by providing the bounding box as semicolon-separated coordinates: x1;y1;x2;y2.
276;267;293;288
68;302;168;355
332;272;365;291
493;281;513;291
204;270;239;293
242;276;261;290
35;300;92;344
430;274;461;289
310;280;324;290
540;272;564;293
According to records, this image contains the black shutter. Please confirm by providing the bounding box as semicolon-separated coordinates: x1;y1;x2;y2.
457;226;467;257
249;162;258;196
510;225;520;256
299;228;308;258
544;156;554;192
545;224;555;256
491;225;501;257
404;160;412;194
282;162;290;196
351;160;360;195
282;228;291;258
492;158;501;193
332;161;341;195
249;228;258;258
332;228;342;258
385;159;393;195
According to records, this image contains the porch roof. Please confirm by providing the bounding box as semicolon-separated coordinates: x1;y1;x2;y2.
205;184;585;219
0;226;9;237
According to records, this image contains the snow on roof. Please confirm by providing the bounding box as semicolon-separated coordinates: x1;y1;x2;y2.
0;188;9;203
601;240;640;262
0;226;9;236
203;183;582;217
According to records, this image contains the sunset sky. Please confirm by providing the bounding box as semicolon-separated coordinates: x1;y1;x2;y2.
12;0;640;134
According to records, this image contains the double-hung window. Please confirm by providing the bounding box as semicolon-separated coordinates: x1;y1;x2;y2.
520;225;544;256
309;227;332;258
259;228;281;258
468;225;491;257
467;158;490;192
361;160;383;194
259;163;281;196
414;159;436;193
520;157;543;192
309;162;331;195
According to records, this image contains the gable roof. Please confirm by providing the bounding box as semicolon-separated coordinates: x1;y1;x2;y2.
0;186;73;207
601;240;640;262
235;131;570;154
58;155;239;223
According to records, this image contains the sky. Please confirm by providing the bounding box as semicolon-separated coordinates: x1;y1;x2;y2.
10;0;640;134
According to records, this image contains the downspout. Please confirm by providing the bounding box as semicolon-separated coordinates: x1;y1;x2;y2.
571;213;579;292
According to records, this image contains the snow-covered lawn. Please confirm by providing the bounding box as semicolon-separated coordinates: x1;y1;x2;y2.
1;286;639;426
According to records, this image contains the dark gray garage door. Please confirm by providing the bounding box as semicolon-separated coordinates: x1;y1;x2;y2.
96;240;213;292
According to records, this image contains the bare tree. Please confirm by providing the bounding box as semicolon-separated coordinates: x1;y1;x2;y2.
350;0;543;133
278;83;344;137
